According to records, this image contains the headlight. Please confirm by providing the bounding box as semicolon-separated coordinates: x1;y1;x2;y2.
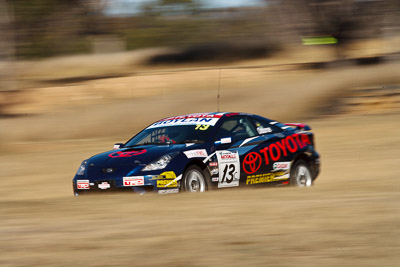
142;153;178;171
76;160;88;175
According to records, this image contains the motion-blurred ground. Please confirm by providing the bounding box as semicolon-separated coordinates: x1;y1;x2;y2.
0;47;399;266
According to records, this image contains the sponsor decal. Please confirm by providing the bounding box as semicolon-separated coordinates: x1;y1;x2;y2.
243;133;311;174
123;176;144;186
77;180;90;190
273;162;291;170
184;149;208;158
209;162;218;167
195;125;210;131
212;177;219;182
157;179;178;188
98;182;111;190
148;114;223;128
246;171;288;185
257;127;272;134
161;113;223;120
109;149;146;158
220;152;238;160
158;189;179;194
216;151;240;188
243;152;262;174
160;171;177;179
211;168;219;175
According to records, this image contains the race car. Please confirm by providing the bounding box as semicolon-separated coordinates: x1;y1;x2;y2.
73;112;320;195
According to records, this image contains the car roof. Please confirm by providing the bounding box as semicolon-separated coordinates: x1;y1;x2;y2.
159;112;254;121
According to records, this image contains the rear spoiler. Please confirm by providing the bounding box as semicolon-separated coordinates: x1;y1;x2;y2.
284;123;312;131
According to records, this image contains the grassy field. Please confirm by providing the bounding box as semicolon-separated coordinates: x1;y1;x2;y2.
0;50;399;266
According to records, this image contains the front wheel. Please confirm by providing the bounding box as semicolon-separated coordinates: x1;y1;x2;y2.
290;160;313;187
181;165;209;193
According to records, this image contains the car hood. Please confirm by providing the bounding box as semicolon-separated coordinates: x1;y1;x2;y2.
83;144;206;180
88;144;192;167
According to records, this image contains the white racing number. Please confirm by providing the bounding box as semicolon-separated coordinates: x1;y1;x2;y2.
216;151;240;188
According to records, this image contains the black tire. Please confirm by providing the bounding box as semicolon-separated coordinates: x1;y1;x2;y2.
181;165;210;193
290;160;313;187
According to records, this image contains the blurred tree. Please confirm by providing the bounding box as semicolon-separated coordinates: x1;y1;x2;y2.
6;0;109;58
0;0;15;92
270;0;389;59
152;0;200;16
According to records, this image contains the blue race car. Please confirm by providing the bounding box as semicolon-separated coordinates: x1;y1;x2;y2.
73;112;320;195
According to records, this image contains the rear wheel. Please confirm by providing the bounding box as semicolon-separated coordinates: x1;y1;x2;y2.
290;160;313;187
181;165;209;193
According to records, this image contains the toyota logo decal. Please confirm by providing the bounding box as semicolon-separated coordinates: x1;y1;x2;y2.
243;152;262;174
108;150;147;158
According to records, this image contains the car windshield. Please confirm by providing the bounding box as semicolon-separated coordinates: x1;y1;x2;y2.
125;125;213;146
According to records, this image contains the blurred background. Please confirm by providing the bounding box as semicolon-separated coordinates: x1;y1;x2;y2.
0;1;399;266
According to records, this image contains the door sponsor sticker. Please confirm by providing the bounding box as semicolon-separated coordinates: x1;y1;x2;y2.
216;150;240;188
184;149;208;158
123;176;144;186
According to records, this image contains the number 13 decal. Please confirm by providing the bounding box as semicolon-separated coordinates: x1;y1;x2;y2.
216;151;240;188
221;164;236;183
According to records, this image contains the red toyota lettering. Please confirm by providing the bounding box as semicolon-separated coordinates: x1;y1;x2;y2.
286;136;298;153
259;147;269;165
276;139;288;156
269;143;281;161
301;134;311;145
293;134;305;148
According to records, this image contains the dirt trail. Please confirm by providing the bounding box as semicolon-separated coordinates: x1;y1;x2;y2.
1;112;399;267
0;59;399;266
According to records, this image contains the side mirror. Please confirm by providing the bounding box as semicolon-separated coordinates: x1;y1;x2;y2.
113;143;124;150
214;137;232;148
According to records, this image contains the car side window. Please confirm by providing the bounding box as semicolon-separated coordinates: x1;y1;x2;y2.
251;118;283;135
215;116;257;142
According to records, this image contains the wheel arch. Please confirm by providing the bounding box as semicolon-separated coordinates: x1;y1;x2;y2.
293;153;311;165
182;159;212;190
183;159;208;173
292;153;318;180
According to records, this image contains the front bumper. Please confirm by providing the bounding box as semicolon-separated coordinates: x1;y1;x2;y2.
72;173;181;196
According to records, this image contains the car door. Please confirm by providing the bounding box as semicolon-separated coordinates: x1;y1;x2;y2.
214;115;293;188
213;115;259;188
